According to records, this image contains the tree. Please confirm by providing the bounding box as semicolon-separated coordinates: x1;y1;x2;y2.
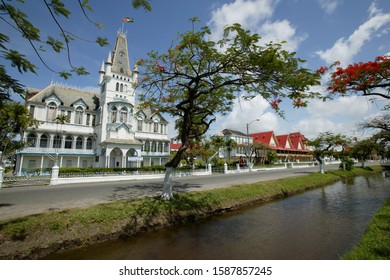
308;131;347;174
266;150;278;165
137;20;321;199
0;101;39;163
225;138;238;164
0;0;151;102
318;56;390;106
350;138;378;168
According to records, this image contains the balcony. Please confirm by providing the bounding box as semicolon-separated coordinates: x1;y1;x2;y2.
20;147;96;156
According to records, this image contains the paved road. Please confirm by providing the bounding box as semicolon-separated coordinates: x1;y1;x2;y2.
0;165;340;221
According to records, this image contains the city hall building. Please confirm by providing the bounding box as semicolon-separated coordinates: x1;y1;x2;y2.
15;31;170;175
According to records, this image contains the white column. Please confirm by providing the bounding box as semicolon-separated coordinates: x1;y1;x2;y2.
18;155;24;176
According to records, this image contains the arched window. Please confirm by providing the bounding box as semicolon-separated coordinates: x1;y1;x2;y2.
75;106;83;125
76;136;83;149
151;141;157;152
120;83;124;92
144;140;150;152
65;136;73;149
40;134;48;148
47;102;57;122
120;107;128;123
53;135;62;148
27;133;37;147
86;137;93;150
116;82;119;91
111;106;117;123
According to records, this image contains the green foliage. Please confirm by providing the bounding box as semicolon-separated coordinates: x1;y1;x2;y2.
138;20;320;168
266;150;278;164
339;157;355;171
0;101;39;157
308;131;348;163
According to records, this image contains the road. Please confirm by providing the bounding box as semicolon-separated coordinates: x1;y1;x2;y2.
0;165;340;221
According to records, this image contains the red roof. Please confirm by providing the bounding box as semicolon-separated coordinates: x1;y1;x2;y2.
250;131;278;147
276;135;289;148
170;143;182;151
250;131;311;153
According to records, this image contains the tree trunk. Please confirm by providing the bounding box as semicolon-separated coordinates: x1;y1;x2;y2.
162;167;174;200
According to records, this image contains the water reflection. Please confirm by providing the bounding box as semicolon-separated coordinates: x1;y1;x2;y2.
48;174;390;260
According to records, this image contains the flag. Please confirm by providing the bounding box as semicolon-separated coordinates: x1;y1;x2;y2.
122;17;134;23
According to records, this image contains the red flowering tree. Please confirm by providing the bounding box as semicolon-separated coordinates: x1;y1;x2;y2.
318;56;390;101
137;20;321;199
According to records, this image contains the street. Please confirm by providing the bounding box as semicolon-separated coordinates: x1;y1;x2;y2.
0;165;340;221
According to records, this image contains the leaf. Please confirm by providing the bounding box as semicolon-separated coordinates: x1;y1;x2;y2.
81;0;93;12
71;66;89;76
96;37;108;47
50;0;71;18
132;0;152;12
2;49;37;74
46;36;64;52
59;71;72;79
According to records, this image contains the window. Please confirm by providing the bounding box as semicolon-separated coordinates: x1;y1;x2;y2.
47;102;57;122
28;160;36;169
75;106;83;125
53;135;62;148
151;141;157;152
111;106;117;123
153;122;159;133
137;120;143;131
65;136;73;149
120;84;123;92
116;82;119;91
86;137;93;150
27;133;37;147
76;136;83;149
144;141;150;152
120;107;128;123
29;105;35;118
40;134;48;148
86;114;91;126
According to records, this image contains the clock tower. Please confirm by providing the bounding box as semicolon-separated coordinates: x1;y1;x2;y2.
96;31;141;168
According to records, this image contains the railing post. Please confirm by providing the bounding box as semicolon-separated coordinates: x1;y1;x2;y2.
208;163;212;174
0;166;4;188
50;165;59;185
224;163;228;174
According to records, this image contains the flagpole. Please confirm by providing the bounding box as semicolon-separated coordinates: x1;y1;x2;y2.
121;18;124;33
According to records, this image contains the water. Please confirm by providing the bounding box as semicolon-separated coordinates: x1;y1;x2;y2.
48;173;390;260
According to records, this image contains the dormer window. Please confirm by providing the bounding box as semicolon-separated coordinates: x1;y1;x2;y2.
75;106;84;125
47;102;57;122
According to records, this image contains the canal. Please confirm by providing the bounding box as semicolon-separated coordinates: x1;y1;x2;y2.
48;173;390;260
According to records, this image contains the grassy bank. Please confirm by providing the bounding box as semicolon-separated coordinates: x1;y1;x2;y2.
342;195;390;260
0;166;383;259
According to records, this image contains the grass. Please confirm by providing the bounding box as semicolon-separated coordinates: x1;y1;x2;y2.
0;166;384;259
342;195;390;260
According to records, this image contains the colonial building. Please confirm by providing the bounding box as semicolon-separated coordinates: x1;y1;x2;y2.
250;131;311;162
15;31;170;175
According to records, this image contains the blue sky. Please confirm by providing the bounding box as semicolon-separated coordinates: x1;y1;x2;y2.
3;0;390;140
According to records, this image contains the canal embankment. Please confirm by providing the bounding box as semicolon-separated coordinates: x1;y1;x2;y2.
0;166;386;259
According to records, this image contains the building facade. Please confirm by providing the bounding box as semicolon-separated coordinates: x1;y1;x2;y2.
15;31;170;175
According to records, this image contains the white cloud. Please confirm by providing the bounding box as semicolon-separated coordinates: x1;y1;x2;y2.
317;0;342;15
215;95;278;134
259;20;307;52
208;0;305;52
316;3;390;66
307;96;372;118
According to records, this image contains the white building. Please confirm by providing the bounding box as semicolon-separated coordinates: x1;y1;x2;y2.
15;31;170;175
